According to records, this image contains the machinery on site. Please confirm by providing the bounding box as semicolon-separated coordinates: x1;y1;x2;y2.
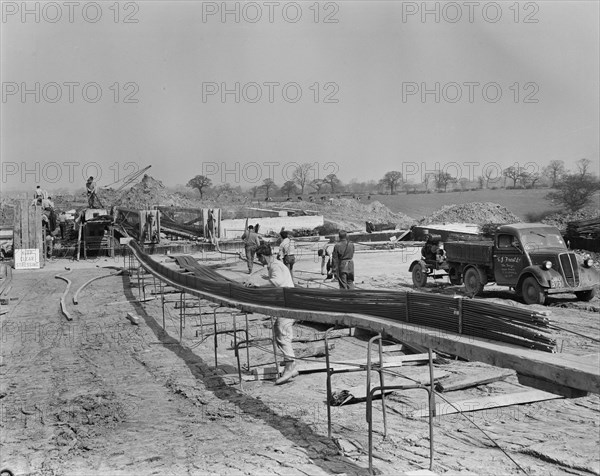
410;223;600;305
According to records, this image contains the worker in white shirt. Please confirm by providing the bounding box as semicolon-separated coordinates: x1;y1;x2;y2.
319;242;335;280
277;230;296;281
245;243;297;385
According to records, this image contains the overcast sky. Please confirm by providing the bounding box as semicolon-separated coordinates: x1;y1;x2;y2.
1;1;598;191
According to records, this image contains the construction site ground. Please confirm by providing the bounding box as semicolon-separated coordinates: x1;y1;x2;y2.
1;245;599;476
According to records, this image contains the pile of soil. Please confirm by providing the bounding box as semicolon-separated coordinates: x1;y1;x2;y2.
53;391;133;449
276;198;414;231
419;202;520;225
112;175;200;209
541;206;600;233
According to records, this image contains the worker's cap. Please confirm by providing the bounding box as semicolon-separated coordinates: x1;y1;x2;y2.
87;176;94;182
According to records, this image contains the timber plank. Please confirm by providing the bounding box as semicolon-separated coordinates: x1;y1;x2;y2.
435;369;514;392
413;390;563;418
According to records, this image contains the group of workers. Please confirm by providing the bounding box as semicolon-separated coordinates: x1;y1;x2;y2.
242;226;355;385
33;177;101;259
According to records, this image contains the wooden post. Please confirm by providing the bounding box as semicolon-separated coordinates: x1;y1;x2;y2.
76;221;82;261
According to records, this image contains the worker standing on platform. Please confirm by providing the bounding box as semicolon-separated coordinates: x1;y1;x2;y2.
206;209;216;244
247;243;297;385
277;230;296;281
58;211;67;239
241;225;261;274
33;185;46;205
332;230;355;289
86;176;98;208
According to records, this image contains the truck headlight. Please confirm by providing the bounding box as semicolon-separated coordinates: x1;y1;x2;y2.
543;261;552;270
584;258;594;268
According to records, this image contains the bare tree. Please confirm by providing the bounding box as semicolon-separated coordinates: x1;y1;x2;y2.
434;171;454;192
483;167;498;188
322;173;341;193
310;179;327;194
379;171;403;195
213;183;232;200
186;175;212;199
528;172;541;189
576;158;594;178
423;173;434;191
292;163;314;194
543;160;565;187
280;180;298;198
259;178;277;200
546;173;600;212
502;166;522;188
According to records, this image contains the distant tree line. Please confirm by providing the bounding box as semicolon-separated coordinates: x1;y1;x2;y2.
183;158;599;212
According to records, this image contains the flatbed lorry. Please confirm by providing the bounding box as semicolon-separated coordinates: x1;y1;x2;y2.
410;223;599;305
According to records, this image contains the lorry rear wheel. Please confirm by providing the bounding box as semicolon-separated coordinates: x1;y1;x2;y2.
412;263;428;288
522;277;546;305
463;268;484;296
575;288;597;302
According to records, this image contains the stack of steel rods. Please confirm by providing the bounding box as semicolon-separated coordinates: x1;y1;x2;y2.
128;241;557;352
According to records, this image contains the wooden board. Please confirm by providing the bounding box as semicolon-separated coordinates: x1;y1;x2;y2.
435;369;514;392
13;200;44;267
412;390;563;418
297;353;434;373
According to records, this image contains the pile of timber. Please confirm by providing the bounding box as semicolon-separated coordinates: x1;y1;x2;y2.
566;217;600;252
566;217;600;239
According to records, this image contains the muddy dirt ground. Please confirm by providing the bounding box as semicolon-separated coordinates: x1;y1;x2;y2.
1;245;599;475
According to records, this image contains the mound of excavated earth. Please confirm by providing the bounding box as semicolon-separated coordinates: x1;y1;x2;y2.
107;175;200;209
276;198;414;231
419;202;520;225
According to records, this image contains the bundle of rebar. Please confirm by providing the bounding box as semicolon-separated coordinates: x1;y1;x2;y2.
129;241;557;352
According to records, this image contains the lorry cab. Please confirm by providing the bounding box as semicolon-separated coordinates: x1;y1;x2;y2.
491;224;596;304
493;230;530;285
414;223;599;305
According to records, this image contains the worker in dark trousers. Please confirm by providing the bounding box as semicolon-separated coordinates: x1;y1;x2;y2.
332;230;355;289
58;211;67;239
242;225;261;273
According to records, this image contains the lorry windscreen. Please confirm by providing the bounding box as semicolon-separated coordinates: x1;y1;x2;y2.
520;230;566;250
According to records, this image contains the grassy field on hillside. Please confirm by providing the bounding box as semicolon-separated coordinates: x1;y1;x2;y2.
373;188;556;221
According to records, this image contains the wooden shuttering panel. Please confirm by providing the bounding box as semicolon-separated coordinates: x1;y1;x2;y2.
13;200;45;267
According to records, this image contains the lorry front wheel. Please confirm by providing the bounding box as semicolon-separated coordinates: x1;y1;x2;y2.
412;263;428;288
521;277;546;305
575;288;597;302
464;268;484;296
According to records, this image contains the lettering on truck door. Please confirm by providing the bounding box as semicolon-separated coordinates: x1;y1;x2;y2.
493;233;526;285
